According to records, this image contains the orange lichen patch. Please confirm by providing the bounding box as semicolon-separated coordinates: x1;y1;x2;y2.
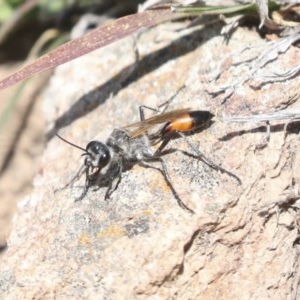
141;208;152;216
147;175;170;194
78;233;91;244
98;226;127;238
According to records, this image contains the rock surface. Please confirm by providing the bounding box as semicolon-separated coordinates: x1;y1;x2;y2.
1;20;300;299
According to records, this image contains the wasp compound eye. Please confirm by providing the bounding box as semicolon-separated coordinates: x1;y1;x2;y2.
86;141;111;168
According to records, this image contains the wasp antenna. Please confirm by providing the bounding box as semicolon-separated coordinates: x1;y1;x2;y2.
55;133;87;152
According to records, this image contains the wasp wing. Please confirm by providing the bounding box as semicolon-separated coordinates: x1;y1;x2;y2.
123;108;192;138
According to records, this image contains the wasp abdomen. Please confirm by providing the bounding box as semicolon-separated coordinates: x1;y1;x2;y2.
161;111;214;135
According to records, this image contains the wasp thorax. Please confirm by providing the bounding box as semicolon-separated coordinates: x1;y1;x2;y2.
85;141;111;168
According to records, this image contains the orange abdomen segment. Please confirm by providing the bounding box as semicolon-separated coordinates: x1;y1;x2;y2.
161;111;214;135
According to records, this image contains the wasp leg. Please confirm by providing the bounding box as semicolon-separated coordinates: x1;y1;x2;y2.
69;164;87;187
55;164;87;195
139;105;159;121
105;172;122;200
154;137;171;155
74;167;102;202
103;162;122;200
157;85;186;113
139;158;195;214
74;168;91;201
136;106;160;138
138;85;186;121
176;131;241;184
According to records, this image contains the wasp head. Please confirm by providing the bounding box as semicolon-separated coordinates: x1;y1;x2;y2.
84;141;111;174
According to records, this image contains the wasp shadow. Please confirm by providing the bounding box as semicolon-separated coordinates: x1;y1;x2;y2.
47;24;223;141
219;120;300;142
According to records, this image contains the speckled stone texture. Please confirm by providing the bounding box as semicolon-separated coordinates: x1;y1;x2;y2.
1;21;300;299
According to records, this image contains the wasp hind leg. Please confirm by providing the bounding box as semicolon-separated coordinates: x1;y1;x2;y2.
139;105;159;121
138;85;186;121
176;131;241;184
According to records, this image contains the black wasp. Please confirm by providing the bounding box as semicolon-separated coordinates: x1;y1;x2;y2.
56;107;240;214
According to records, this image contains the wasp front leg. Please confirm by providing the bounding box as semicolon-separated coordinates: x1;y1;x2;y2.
104;163;123;200
75;173;90;202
